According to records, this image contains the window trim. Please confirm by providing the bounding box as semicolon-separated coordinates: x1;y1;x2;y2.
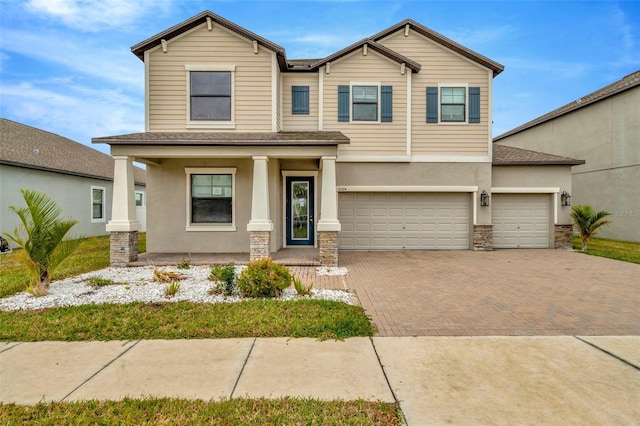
185;167;237;232
91;186;106;223
135;191;145;207
185;65;236;129
438;83;469;125
350;82;381;124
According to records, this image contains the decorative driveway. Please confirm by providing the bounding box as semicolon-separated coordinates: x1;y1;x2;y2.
331;250;640;337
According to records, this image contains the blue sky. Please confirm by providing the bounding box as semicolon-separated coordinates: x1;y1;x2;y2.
1;0;638;155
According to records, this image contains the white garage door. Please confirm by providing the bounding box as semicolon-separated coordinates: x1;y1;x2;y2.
492;194;550;248
338;192;470;249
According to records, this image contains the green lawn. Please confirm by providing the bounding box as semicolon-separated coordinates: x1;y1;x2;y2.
572;236;640;264
0;397;402;425
0;234;146;298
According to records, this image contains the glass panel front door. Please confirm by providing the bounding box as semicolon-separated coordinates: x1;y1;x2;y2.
286;176;314;246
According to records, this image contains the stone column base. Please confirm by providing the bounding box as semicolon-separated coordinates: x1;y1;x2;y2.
110;231;138;267
473;225;493;251
250;231;271;262
554;224;573;249
319;231;339;267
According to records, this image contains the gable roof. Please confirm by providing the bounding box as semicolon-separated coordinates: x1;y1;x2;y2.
492;144;584;166
131;10;287;68
309;39;421;73
494;69;640;141
371;19;504;77
131;11;502;77
0;118;146;185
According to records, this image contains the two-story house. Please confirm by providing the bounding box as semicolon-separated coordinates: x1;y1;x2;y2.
94;11;582;267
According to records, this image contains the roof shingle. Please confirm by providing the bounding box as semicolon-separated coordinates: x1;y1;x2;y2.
0;119;146;184
492;144;584;166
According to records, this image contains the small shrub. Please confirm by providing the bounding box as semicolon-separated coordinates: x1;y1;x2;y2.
176;256;191;270
87;277;114;287
164;281;180;297
237;258;292;298
153;267;185;283
209;263;236;296
293;277;313;296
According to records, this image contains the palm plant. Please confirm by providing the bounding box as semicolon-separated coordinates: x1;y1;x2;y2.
570;205;612;251
3;189;84;296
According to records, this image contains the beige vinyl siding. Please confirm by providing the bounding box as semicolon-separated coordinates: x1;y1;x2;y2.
147;24;273;132
380;31;490;156
282;73;319;131
323;50;407;157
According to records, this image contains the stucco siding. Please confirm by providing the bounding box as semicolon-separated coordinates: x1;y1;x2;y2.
282;73;319;131
496;86;639;241
147;24;273;132
0;165;144;240
379;31;490;156
322;50;408;157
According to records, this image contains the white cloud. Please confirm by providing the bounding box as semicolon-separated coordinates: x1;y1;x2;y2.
24;0;173;32
1;29;143;90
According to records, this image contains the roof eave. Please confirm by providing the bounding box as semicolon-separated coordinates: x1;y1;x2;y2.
371;18;504;77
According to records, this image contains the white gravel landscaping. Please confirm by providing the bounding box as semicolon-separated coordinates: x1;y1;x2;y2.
0;265;352;312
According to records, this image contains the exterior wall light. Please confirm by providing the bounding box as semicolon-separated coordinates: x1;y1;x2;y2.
561;190;571;207
480;190;490;207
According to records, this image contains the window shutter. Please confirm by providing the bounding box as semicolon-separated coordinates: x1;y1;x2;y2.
381;85;393;122
292;86;309;115
469;87;480;123
338;85;350;122
426;87;438;123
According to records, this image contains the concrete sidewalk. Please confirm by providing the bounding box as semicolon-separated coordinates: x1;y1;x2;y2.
1;336;639;424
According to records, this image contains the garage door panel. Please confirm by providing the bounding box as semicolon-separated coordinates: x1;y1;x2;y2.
339;192;470;250
492;194;550;248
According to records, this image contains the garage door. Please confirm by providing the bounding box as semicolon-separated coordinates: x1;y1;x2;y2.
338;192;470;249
492;194;550;248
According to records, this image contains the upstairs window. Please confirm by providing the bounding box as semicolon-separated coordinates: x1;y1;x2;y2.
190;71;231;121
352;85;378;121
440;87;466;122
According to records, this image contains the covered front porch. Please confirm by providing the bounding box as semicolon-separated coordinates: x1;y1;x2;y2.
93;131;349;268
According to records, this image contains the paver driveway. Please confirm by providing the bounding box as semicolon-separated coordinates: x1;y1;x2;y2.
331;250;640;337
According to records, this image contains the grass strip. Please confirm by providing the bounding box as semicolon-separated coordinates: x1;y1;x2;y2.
0;234;146;298
0;397;402;425
572;236;640;264
0;299;375;341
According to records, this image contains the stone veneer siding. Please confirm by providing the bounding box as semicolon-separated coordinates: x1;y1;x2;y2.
554;224;573;249
250;231;271;261
473;225;493;251
110;231;138;267
318;231;339;267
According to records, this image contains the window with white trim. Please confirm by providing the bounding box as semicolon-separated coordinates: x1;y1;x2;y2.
440;87;466;122
185;168;236;231
91;186;105;222
352;85;378;121
135;191;145;207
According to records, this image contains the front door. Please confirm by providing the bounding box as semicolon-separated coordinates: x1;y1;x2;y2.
286;176;314;246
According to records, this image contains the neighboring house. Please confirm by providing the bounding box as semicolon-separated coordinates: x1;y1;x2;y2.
93;10;582;267
494;70;639;242
0;118;147;245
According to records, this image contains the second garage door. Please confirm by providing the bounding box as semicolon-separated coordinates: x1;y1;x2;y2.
492;193;551;248
338;192;470;249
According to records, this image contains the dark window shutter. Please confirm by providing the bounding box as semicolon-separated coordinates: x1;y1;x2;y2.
292;86;309;114
426;87;438;123
338;85;350;122
381;85;393;122
469;87;480;123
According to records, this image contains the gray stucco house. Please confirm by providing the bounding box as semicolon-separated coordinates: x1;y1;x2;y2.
0;118;146;245
494;70;639;242
93;11;583;267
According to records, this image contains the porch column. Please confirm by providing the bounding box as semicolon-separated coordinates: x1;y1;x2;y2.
247;156;273;261
106;156;141;266
317;156;341;267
